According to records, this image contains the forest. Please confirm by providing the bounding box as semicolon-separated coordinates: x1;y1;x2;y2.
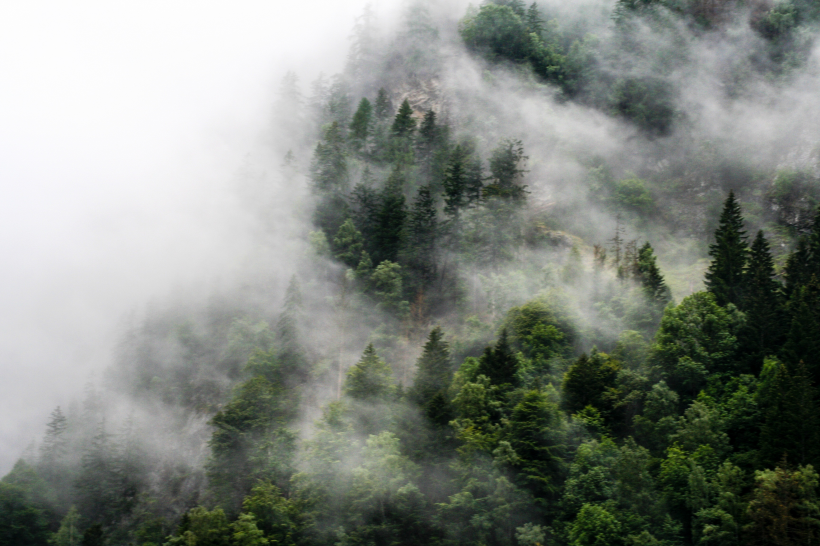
3;0;820;545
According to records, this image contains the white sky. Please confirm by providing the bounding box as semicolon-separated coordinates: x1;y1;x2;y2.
0;0;374;474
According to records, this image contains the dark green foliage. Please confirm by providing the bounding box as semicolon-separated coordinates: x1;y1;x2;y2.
484;139;528;201
740;231;786;373
609;77;676;136
635;242;672;306
651;291;744;398
562;351;621;422
476;329;519;388
0;470;49;546
705;191;748;308
502;298;575;362
207;366;298;512
344;344;395;401
373;168;407;264
391;99;416;139
80;524;104;546
405;185;438;286
782;279;820;384
758;359;819;467
508;390;566;500
349;97;373;151
443;145;483;220
334;218;366;268
410;327;453;420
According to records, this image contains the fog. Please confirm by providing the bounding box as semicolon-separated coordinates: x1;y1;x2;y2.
0;0;381;475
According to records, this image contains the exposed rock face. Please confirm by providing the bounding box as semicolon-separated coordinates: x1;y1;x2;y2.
390;76;446;119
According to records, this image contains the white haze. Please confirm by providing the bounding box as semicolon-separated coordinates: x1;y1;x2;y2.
0;0;384;475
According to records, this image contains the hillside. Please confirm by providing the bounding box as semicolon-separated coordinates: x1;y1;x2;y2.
3;1;820;545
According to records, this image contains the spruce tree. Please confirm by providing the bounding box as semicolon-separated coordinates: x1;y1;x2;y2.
373;167;407;263
345;344;395;401
443;145;468;220
406;185;438;285
374;88;393;121
476;329;519;388
705;191;748;307
484;139;527;201
349;97;373;152
525;2;545;36
740;231;786;373
782;279;820;384
635;242;672;306
410;327;452;408
391;99;416;138
333;219;365;268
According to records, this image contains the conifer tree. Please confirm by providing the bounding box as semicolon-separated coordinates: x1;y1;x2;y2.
525;2;545;36
705;191;748;307
373;168;407;263
39;406;68;468
476;329;519;387
333;219;365;268
410;327;452;409
277;277;309;386
783;205;820;299
391;99;417;138
349;97;373;152
443;145;469;220
345;344;395;401
782;279;820;384
484;138;528;201
740;231;786;373
635;242;672;306
406;185;438;285
759;359;819;467
374;88;393;121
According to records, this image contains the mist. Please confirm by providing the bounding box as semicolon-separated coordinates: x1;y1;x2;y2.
0;0;377;474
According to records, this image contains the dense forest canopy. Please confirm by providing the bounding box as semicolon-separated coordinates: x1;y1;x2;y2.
4;0;820;545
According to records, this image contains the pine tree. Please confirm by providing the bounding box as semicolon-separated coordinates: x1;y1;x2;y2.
635;242;672;305
443;145;469;220
705;191;748;307
373;168;407;264
525;2;545;37
410;327;452;409
345;344;395;401
759;360;820;467
484;139;528;201
782;279;820;384
277;277;309;386
333;219;365;268
349;97;373;152
476;329;519;387
783;205;820;300
374;88;393;121
406;185;438;285
391;99;416;138
740;231;786;374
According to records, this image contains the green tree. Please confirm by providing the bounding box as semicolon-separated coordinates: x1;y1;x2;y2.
166;507;232;546
373;168;407;264
745;463;820;546
782;279;820;383
241;481;301;545
345;344;395;401
410;327;453;414
391;99;417;139
484;139;528;201
349;97;373;152
374;88;393;121
333;218;365;268
705;191;748;308
0;480;48;546
569;503;623;546
740;231;786;373
79;524;103;546
405;184;438;286
476;329;520;388
50;506;81;546
562;351;621;422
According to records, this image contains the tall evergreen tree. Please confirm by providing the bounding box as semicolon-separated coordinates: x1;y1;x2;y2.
525;2;545;36
410;327;452;409
484;138;528;201
705;191;748;307
405;185;438;285
38;406;68;468
373;168;407;263
374;88;393;121
476;329;519;388
349;97;373;152
740;231;786;373
635;242;672;306
391;99;417;138
345;344;395;401
782;279;820;384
